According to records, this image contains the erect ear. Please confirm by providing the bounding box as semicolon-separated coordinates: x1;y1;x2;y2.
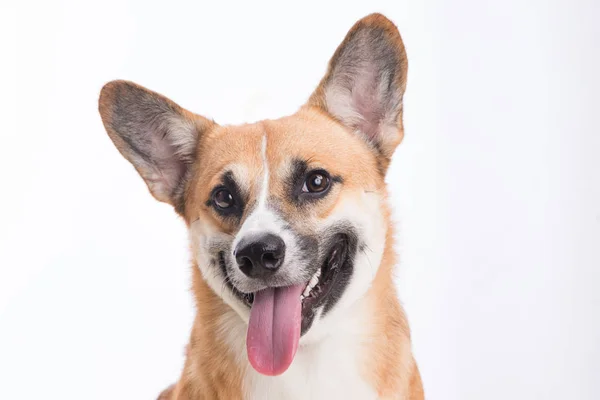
98;80;215;214
307;13;408;171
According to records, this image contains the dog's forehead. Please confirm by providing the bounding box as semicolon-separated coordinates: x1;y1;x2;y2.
197;109;378;187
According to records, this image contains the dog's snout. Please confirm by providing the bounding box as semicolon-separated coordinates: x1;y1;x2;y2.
235;233;285;278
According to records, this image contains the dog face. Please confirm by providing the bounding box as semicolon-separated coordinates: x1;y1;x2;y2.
185;112;390;336
99;13;407;374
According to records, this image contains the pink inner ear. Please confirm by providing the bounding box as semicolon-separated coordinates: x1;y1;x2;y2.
147;128;188;195
350;66;386;141
318;23;405;150
352;86;383;141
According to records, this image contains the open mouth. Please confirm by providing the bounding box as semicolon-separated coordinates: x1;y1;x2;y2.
298;234;350;333
218;233;352;376
218;233;350;334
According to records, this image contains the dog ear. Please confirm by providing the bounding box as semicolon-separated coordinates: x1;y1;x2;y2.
307;14;408;170
98;80;215;214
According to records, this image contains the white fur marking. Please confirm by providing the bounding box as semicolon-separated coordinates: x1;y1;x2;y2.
258;135;269;208
220;299;378;400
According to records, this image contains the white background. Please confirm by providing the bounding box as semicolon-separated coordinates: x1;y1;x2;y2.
1;0;599;399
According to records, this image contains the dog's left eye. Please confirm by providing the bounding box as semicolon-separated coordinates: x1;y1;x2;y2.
302;171;331;193
213;188;235;209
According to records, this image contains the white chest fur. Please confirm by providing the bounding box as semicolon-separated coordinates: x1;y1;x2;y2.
220;306;378;400
245;335;377;400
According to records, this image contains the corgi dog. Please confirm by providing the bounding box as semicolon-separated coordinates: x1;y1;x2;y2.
99;13;423;400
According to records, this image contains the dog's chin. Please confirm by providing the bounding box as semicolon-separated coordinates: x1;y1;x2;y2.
218;233;353;336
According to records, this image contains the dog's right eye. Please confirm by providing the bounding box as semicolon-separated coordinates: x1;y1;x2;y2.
303;171;331;194
213;188;235;209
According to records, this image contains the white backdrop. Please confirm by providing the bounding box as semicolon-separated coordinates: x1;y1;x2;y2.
1;0;599;399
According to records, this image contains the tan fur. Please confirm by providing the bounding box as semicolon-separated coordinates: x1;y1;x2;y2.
363;198;423;399
98;12;424;400
169;105;424;399
165;266;246;399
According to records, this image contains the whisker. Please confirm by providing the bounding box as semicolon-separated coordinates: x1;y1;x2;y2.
362;242;373;253
361;247;375;273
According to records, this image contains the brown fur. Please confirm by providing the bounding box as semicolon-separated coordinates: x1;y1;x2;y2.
170;106;424;399
165;266;246;400
363;198;422;399
98;12;423;400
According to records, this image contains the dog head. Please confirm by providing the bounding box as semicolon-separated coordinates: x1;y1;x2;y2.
99;13;407;375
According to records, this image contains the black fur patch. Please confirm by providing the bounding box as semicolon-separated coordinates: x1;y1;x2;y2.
287;158;342;206
206;171;246;222
321;225;359;316
296;232;320;279
288;159;308;203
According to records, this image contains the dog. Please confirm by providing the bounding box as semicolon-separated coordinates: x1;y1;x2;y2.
99;13;423;400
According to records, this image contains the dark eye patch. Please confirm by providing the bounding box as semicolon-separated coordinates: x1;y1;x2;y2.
288;159;342;205
206;171;245;221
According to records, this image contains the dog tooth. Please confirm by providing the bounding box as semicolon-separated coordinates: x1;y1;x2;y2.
303;285;311;297
309;276;319;289
302;269;322;299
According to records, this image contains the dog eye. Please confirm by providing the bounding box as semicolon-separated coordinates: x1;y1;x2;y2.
213;188;235;209
303;171;331;193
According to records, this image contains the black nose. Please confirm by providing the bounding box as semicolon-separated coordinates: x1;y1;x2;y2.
235;233;286;278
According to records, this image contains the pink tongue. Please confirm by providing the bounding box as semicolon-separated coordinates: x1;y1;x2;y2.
246;284;304;376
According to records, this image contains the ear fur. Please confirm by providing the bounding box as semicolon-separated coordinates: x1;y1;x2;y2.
98;80;215;214
307;13;408;172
